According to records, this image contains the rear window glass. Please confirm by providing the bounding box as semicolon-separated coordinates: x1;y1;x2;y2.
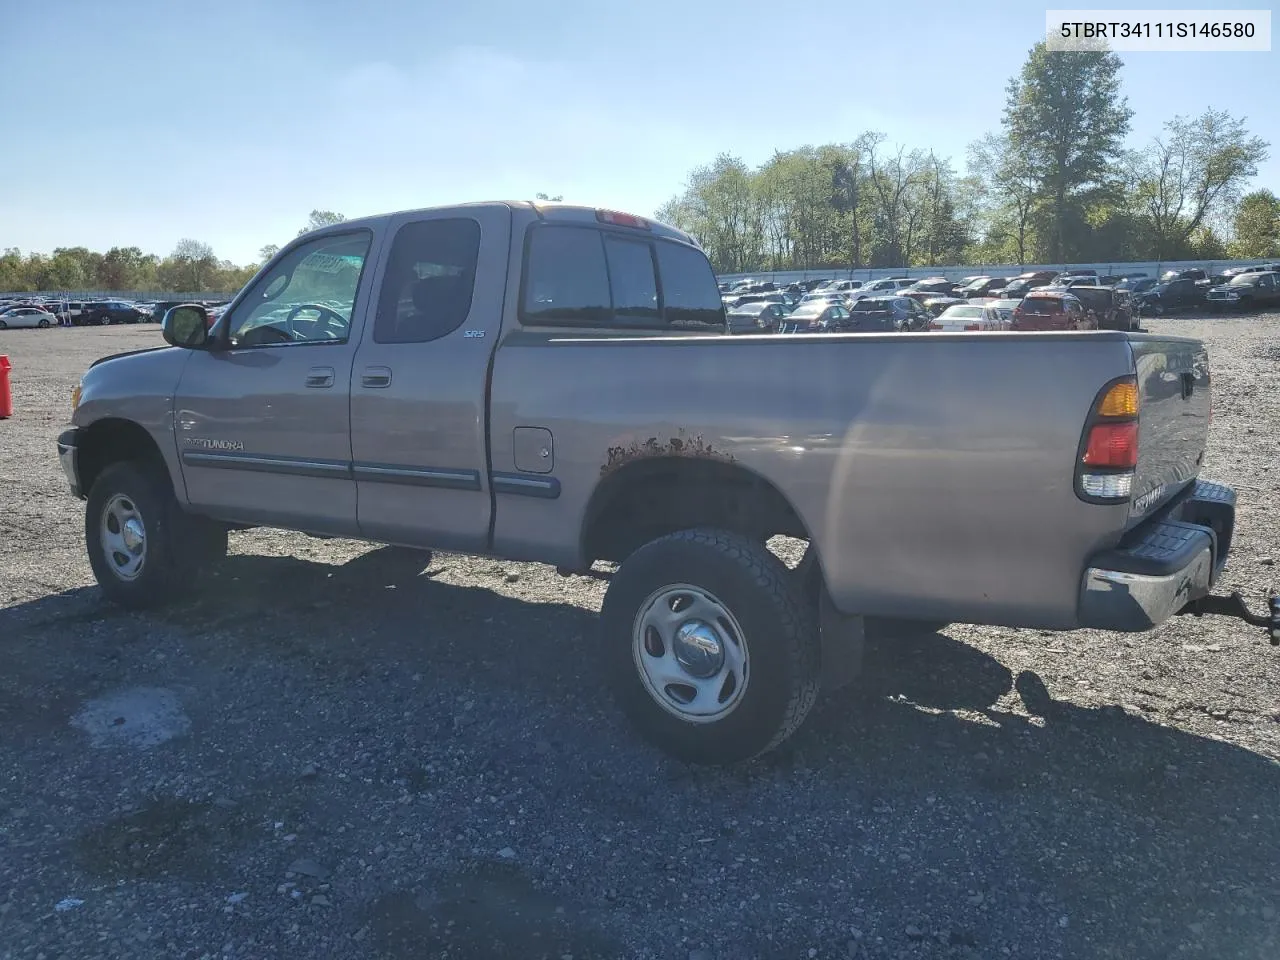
604;236;659;321
1021;297;1063;314
521;225;724;330
656;241;726;327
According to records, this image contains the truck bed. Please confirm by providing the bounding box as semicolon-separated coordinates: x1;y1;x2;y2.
488;330;1210;630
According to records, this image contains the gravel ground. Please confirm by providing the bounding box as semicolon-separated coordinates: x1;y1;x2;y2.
1;321;1278;960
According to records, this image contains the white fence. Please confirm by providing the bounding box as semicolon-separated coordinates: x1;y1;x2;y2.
716;258;1279;285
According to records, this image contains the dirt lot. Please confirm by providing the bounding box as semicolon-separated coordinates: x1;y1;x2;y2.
1;321;1278;960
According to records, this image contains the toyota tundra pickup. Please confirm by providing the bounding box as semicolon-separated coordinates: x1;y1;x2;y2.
57;201;1275;764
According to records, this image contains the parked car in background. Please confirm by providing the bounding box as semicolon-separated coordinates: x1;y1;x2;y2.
1132;277;1200;316
1065;285;1135;331
726;301;789;334
0;305;57;329
1098;272;1148;287
781;300;849;332
828;280;864;295
42;300;84;324
1053;269;1099;285
851;277;914;299
1161;268;1208;284
902;277;956;296
1114;277;1157;296
1221;264;1279;279
929;303;1008;331
922;294;967;316
998;271;1059;296
82;300;147;325
1204;271;1280;311
842;296;931;332
798;292;849;309
983;298;1022;327
956;276;1009;299
1011;291;1094;331
727;292;785;309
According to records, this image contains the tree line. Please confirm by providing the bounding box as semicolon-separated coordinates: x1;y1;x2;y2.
0;210;349;294
658;42;1277;274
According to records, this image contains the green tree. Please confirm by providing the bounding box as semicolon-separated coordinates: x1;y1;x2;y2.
97;246;155;290
1229;189;1280;258
297;209;346;237
1128;110;1269;258
164;239;218;291
968;133;1039;264
259;243;280;263
534;192;564;202
0;248;32;291
1003;42;1131;262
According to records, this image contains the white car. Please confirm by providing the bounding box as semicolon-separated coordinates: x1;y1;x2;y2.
983;298;1022;328
929;303;1008;332
0;305;57;329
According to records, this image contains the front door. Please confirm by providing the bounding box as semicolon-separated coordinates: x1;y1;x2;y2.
173;228;381;535
349;207;510;551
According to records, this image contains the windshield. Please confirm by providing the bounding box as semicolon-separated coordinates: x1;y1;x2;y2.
1228;274;1260;286
940;305;984;319
851;299;892;312
790;304;825;317
731;302;770;315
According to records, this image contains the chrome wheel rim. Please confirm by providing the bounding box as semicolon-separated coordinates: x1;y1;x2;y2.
100;494;146;581
632;584;749;723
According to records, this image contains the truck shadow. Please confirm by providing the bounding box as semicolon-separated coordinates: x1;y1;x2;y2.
3;546;1279;958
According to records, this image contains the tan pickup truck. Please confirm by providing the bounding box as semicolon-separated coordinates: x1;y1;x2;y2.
58;202;1273;764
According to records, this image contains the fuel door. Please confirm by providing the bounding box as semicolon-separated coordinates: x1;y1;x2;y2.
513;427;554;474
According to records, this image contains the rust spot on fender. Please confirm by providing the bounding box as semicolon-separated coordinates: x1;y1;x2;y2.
600;431;735;478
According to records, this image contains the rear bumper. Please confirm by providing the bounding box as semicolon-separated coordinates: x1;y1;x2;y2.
57;427;82;498
1078;479;1236;631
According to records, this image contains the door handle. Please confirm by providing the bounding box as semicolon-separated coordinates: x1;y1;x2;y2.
305;366;335;388
361;366;392;388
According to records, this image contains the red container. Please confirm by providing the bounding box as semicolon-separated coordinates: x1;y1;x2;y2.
0;355;11;419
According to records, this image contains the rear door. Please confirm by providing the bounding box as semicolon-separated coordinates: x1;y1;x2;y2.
348;206;510;551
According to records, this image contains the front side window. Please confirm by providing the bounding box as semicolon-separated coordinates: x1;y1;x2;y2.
373;218;481;344
226;231;372;348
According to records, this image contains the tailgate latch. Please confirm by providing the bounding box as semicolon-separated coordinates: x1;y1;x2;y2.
1181;591;1280;645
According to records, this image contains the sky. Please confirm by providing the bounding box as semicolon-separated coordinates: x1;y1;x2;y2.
1;0;1277;264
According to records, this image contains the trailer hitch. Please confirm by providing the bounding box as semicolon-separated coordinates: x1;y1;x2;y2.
1181;592;1280;645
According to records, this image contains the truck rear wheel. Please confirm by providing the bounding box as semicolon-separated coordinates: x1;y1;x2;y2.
86;460;227;609
600;528;820;764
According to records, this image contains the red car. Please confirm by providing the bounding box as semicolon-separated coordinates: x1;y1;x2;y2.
1010;291;1096;331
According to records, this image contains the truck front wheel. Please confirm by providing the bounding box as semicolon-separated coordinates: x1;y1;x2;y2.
86;460;227;609
600;528;821;764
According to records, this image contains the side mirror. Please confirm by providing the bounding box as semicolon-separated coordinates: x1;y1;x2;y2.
162;305;211;349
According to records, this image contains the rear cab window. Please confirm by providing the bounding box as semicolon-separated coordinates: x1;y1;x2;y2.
521;225;724;331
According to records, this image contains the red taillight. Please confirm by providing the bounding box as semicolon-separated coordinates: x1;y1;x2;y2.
928;322;941;330
1077;376;1140;502
963;323;980;331
1082;422;1138;468
596;209;650;230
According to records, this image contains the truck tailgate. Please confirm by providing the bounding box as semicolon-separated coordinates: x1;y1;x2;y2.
1129;335;1211;524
